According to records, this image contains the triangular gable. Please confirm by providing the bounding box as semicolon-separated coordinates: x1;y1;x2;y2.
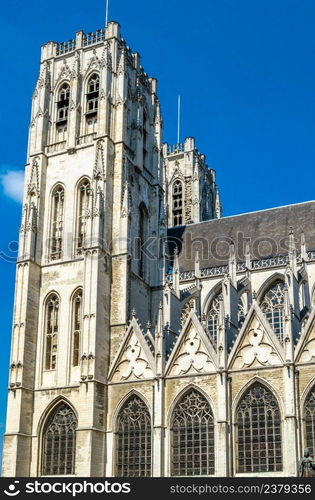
228;302;284;370
166;311;217;376
295;309;315;363
108;317;155;382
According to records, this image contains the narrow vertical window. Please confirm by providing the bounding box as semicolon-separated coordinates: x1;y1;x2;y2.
45;294;59;370
72;289;82;367
172;180;183;226
86;73;99;132
304;384;315;458
76;179;90;255
116;395;151;477
56;83;70;140
42;402;77;475
171;389;215;476
260;280;285;341
206;293;222;345
50;185;64;260
236;383;282;473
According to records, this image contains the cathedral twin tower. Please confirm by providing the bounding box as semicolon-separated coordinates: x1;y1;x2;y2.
2;21;315;477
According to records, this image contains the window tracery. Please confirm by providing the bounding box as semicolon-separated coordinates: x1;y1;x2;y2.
260;281;285;341
116;395;151;477
171;389;215;476
236;383;282;473
42;403;77;475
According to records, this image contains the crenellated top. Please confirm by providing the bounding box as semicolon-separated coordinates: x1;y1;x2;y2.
42;23;121;61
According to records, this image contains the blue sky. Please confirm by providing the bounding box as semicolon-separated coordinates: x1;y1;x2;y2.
1;0;315;465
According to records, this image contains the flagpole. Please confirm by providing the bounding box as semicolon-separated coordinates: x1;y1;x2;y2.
177;95;181;144
105;0;109;27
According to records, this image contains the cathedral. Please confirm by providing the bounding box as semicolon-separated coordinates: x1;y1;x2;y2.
2;21;315;478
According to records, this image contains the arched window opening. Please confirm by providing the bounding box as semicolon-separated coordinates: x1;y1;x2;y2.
86;74;99;117
304;384;315;458
206;293;222;345
50;186;64;261
171;389;215;476
44;294;59;370
72;290;82;367
116;395;151;477
172;180;183;227
42;402;77;475
56;83;70;139
76;179;90;255
236;383;282;473
260;280;285;341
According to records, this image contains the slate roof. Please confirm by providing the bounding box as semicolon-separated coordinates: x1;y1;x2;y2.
167;200;315;272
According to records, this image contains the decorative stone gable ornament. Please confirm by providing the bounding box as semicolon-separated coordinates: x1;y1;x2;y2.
27;157;40;197
113;332;153;380
93;140;105;180
299;333;315;362
170;327;214;376
235;327;281;368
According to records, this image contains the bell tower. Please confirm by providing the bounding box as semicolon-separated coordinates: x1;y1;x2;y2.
2;21;163;477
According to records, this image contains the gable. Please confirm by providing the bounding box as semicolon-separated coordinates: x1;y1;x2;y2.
108;319;155;382
229;306;283;370
166;313;216;376
296;312;315;363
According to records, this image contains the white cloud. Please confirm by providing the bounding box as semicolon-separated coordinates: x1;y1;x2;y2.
0;169;24;203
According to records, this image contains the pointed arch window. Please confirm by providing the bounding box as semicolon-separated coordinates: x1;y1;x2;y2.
236;383;282;473
42;402;77;475
116;395;151;477
86;73;99;116
171;389;215;476
172;180;183;227
56;83;70;124
76;179;90;255
56;83;70;140
44;294;59;370
50;185;64;260
72;289;82;367
260;280;285;341
304;384;315;457
206;293;222;344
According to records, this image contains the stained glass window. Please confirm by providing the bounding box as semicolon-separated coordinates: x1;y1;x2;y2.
171;389;215;476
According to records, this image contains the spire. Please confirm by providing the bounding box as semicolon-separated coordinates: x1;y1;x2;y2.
301;232;307;262
228;243;237;287
215;187;222;218
288;228;297;278
245;241;251;270
155;302;165;376
194;250;200;278
173;246;180;297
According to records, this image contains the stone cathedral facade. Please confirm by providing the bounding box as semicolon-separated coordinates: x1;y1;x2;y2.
2;21;315;478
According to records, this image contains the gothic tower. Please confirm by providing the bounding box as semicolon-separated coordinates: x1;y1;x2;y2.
2;21;163;476
164;137;221;227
